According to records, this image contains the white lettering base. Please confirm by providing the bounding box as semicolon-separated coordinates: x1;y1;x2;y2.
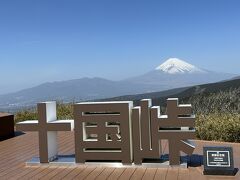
25;155;188;168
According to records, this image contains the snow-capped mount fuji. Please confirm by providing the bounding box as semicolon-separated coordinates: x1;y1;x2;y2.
155;58;206;74
125;57;235;92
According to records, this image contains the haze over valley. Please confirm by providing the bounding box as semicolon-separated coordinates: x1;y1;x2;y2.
0;58;237;111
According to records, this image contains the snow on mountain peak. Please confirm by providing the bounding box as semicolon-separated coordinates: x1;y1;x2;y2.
155;58;206;74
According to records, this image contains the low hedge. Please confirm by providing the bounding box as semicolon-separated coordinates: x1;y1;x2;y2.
196;112;240;142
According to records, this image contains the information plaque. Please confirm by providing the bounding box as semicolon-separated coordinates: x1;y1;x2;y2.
203;146;237;175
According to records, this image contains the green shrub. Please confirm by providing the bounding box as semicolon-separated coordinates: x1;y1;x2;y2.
15;109;37;124
56;102;74;119
196;112;240;142
14;102;74;124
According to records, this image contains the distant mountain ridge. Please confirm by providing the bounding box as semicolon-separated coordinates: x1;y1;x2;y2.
0;58;237;111
0;77;142;110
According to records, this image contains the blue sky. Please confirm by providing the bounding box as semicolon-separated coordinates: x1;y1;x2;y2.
0;0;240;94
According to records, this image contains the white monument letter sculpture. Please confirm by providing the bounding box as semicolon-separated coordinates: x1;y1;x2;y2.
132;98;196;165
151;98;196;165
16;101;74;163
74;101;133;164
16;98;196;166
